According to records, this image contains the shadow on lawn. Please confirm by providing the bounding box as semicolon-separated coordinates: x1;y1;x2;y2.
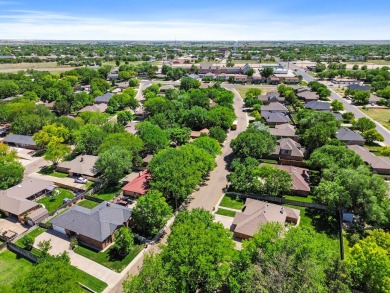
305;208;339;238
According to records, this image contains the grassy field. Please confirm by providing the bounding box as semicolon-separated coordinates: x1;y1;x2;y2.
0;250;107;292
216;208;236;217
361;108;390;130
346;60;390;65
15;227;47;247
0;250;33;286
37;188;74;213
103;61;162;67
235;86;276;99
284;195;316;203
219;194;245;210
74;244;143;272
39;165;68;178
93;185;122;201
78;199;100;209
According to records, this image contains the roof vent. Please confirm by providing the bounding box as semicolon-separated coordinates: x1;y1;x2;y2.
17;185;21;188
106;202;110;207
280;207;284;214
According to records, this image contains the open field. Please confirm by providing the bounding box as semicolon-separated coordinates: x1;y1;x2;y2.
103;61;162;67
361;107;390;130
0;62;75;73
235;86;276;98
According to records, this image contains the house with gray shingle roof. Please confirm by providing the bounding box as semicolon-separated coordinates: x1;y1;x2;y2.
51;201;131;250
304;101;331;111
94;92;113;104
336;128;365;146
261;111;291;125
3;134;38;150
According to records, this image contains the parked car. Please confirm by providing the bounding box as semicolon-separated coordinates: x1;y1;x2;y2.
75;177;88;184
63;198;72;204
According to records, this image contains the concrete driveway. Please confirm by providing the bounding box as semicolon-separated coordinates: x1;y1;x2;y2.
215;214;234;231
35;231;120;284
0;216;28;236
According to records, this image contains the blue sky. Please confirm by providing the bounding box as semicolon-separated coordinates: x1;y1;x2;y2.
0;0;389;40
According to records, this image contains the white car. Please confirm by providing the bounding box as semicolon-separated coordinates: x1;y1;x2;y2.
75;177;88;184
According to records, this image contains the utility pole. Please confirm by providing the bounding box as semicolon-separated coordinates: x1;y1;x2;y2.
338;207;345;260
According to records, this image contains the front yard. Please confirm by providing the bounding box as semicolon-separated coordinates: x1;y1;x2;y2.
361;108;390;130
74;244;143;272
216;208;236;217
0;250;107;292
219;194;245;210
37;188;74;213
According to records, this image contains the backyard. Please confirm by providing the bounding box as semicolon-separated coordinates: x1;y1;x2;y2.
361;107;390;130
92;185;122;201
78;199;100;209
74;243;143;272
37;188;74;213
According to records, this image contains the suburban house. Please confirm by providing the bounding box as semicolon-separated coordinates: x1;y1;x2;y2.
258;92;285;105
369;94;381;105
0;177;54;222
270;138;308;166
3;134;38;150
347;145;390;174
261;164;311;196
296;90;319;102
121;170;151;197
304;101;331;111
332;78;358;85
57;155;99;181
251;75;266;84
336;128;365;146
261;102;289;114
331;112;343;121
267;76;280;85
78;103;107;113
160;85;175;92
233;74;248;83
262;111;291;125
269;124;298;141
134;154;154;171
232;198;300;239
116;81;129;90
51;202;131;250
348;84;371;91
94;92;113;104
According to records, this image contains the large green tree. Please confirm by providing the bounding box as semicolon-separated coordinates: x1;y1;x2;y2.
0;143;24;189
111;227;134;258
192;136;222;158
95;146;133;183
132;190;173;237
74;124;107;155
136;122;169;154
231;128;276;160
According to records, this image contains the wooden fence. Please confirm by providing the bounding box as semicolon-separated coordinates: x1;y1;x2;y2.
225;191;327;210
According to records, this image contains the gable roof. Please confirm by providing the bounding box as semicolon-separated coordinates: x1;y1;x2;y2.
261;164;310;193
348;84;371;91
336;128;365;143
3;134;36;146
261;111;291;124
304;101;331;111
269;124;296;137
261;102;288;112
233;198;300;238
277;138;304;157
121;170;151;195
297;90;319;101
57;155;99;177
347;145;390;171
78;103;107;113
94;92;113;103
51;202;131;242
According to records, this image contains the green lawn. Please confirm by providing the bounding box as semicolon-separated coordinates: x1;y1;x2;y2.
0;250;107;292
74;244;143;272
37;188;74;213
93;185;122;201
361;108;390;130
220;194;245;210
0;250;33;286
39;165;68;178
76;268;108;292
216;208;236;217
259;158;278;164
78;199;100;209
284;195;315;203
84;181;95;190
364;143;385;153
15;227;47;247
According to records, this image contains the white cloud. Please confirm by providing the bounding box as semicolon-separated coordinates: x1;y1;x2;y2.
0;9;389;40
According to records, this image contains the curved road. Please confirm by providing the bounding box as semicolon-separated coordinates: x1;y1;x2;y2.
284;62;390;145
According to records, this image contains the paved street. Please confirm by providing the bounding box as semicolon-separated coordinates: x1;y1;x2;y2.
188;86;248;210
285;62;390;145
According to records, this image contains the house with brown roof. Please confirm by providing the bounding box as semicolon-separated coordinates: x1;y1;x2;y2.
57;155;99;181
269;124;298;141
190;128;209;139
270;138;308;167
260;164;311;196
121;170;151;197
232;198;300;239
347;145;390;174
296;90;319;102
261;102;289;114
0;177;54;222
267;76;280;85
258;92;285;105
78;103;107;113
134;154;154;171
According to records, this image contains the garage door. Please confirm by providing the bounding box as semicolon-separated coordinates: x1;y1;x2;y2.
53;225;66;234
